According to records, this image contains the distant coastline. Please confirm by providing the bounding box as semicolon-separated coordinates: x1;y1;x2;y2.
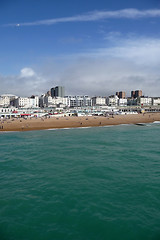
0;113;160;132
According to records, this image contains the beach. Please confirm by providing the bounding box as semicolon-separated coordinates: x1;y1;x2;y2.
0;112;160;131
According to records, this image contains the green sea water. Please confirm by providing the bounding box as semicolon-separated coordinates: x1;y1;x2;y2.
0;123;160;240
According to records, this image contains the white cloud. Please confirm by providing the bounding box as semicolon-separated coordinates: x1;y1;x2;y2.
0;37;160;97
20;68;35;78
94;37;160;67
0;68;47;96
55;37;160;97
4;9;160;27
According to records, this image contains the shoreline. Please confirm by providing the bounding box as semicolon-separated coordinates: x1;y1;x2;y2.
0;113;160;132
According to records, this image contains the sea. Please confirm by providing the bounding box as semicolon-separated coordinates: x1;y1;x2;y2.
0;123;160;240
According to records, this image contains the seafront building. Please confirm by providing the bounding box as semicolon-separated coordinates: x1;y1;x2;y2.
2;93;160;110
65;96;92;108
137;96;152;106
51;86;65;98
39;95;92;108
40;96;67;108
55;86;65;97
106;95;119;106
116;91;126;99
127;97;137;106
13;96;39;108
1;87;160;119
92;97;106;106
131;90;142;98
118;98;127;106
152;97;160;106
0;94;18;107
106;95;127;107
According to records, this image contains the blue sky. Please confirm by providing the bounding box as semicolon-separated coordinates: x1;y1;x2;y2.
1;0;160;96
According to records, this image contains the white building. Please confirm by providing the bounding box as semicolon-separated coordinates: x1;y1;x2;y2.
118;98;127;106
92;97;106;106
0;94;18;107
65;96;92;108
152;97;160;106
106;95;119;106
52;97;67;106
14;96;39;108
137;97;152;106
41;96;67;107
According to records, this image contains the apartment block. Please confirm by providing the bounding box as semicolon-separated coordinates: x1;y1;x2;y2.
13;96;39;108
137;96;152;106
92;97;106;106
131;90;142;98
116;91;126;99
65;96;92;107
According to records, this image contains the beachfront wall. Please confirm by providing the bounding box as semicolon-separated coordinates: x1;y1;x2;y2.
0;107;18;118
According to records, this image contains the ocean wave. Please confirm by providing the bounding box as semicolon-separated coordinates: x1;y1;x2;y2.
46;126;93;131
153;121;160;124
0;131;19;134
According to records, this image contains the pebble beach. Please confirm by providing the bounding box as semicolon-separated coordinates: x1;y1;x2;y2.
0;113;160;131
